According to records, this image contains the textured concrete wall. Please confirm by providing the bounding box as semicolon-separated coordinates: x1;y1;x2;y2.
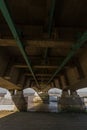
59;90;85;111
10;68;20;84
12;91;27;111
79;50;87;77
0;48;9;76
66;67;80;86
60;75;67;89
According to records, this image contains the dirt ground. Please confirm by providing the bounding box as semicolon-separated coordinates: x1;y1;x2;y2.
0;112;87;130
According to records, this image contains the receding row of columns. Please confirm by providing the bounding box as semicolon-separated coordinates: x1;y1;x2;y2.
9;88;85;112
0;47;87;92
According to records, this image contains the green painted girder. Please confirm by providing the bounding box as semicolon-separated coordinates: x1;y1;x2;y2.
47;31;87;84
0;0;39;87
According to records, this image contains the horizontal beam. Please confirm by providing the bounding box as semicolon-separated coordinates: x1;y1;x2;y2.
25;73;52;77
0;24;86;39
26;77;50;81
0;39;73;48
28;80;49;82
14;65;59;69
0;24;86;32
0;77;21;90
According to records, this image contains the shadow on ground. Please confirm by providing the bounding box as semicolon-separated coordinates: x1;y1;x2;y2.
0;112;87;130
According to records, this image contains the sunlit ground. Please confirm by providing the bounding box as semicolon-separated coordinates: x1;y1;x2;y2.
0;111;15;118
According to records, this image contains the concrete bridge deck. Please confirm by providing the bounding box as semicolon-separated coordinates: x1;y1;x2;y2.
0;112;87;130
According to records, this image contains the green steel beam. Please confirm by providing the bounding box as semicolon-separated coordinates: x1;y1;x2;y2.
47;31;87;84
44;0;56;64
0;0;39;87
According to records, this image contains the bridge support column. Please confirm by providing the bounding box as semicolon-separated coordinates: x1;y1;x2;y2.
59;90;70;110
59;89;85;111
39;92;49;103
12;90;27;111
69;90;85;111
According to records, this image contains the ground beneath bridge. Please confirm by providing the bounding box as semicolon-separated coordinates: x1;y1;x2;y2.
0;112;87;130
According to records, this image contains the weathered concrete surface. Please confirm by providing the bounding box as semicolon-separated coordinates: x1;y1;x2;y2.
59;90;85;111
12;92;27;111
59;97;85;111
0;112;87;130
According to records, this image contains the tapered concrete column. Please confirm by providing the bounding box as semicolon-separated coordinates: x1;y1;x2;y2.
66;67;79;85
59;89;85;111
9;90;15;95
39;92;49;103
61;90;69;98
79;49;87;77
59;90;70;110
69;90;85;111
12;90;27;111
70;90;79;97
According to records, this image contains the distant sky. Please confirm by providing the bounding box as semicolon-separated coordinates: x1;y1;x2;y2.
77;88;87;92
0;87;7;93
48;88;62;94
0;87;87;96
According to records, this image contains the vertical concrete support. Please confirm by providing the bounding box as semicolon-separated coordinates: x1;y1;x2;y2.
69;90;85;111
3;57;15;79
58;77;63;89
0;48;10;76
74;59;85;79
70;90;79;97
61;90;69;98
51;82;54;88
9;90;15;96
79;50;87;77
59;90;70;110
39;92;49;104
10;67;20;84
64;69;70;86
59;89;85;111
54;79;60;88
66;67;79;85
4;61;21;85
12;90;27;111
25;78;31;89
17;73;26;88
60;75;67;90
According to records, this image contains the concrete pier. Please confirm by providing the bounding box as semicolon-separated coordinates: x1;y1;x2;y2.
59;90;85;111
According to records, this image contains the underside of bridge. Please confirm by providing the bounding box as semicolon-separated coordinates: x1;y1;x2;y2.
0;0;87;111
